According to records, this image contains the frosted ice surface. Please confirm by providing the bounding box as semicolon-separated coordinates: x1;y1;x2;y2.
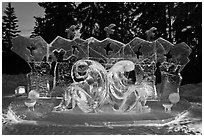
23;32;191;114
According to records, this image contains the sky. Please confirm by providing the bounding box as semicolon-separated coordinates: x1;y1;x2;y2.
2;2;45;36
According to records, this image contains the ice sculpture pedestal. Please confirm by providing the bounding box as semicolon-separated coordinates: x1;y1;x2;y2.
8;97;191;127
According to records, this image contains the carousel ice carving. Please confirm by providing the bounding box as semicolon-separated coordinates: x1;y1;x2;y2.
11;24;192;114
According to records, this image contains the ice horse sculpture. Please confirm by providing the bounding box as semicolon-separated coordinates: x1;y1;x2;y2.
12;25;191;113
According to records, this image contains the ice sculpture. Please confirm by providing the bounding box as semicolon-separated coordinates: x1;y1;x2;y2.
20;24;191;114
49;36;88;89
125;37;158;100
158;41;192;104
162;104;173;112
145;27;157;41
54;59;108;112
15;86;26;95
104;23;116;38
12;35;48;62
11;35;33;61
52;49;77;88
28;61;51;97
65;25;76;40
108;60;151;112
24;90;39;111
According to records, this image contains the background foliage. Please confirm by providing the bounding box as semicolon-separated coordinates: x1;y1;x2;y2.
2;3;20;51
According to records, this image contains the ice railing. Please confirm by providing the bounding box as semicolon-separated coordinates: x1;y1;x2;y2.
11;26;191;113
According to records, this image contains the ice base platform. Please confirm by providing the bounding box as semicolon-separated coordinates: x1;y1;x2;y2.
8;97;191;127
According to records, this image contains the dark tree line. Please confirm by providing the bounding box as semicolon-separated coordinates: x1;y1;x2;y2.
31;3;76;43
2;2;20;51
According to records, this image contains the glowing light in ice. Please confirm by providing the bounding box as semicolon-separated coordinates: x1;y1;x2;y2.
169;93;180;104
15;86;26;94
28;90;40;100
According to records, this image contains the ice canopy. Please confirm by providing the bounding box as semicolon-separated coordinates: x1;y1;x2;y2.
11;27;191;113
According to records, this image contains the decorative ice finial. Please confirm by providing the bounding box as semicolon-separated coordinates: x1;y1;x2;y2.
28;90;39;100
24;90;39;111
73;24;82;40
145;27;157;41
169;93;180;104
104;23;116;38
162;104;173;112
87;37;96;45
65;25;76;40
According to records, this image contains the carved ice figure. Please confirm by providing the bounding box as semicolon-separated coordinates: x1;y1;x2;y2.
125;37;158;100
158;42;191;104
54;59;154;113
137;56;158;100
107;60;151;112
104;24;116;38
11;35;33;61
28;61;51;97
65;25;76;40
54;59;108;113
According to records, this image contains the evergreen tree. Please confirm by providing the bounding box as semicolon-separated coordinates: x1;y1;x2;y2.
131;3;168;40
98;2;139;43
76;2;102;39
2;2;20;51
76;2;139;43
31;16;46;38
31;2;76;43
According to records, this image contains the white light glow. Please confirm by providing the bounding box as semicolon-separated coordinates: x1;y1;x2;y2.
15;86;26;94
